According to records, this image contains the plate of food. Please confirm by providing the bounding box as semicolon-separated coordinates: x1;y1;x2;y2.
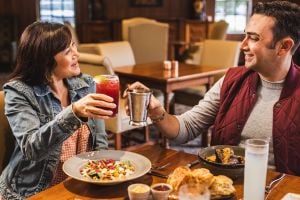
198;145;245;180
167;166;236;200
63;150;151;185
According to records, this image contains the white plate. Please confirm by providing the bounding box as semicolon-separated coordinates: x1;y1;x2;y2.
63;150;151;185
281;193;300;200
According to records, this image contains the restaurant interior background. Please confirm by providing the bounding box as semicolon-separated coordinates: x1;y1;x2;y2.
0;0;299;151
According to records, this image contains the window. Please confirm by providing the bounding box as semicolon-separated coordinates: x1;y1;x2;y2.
39;0;75;25
215;0;252;33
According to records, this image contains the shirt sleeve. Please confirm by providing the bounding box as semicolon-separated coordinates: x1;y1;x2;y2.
173;76;224;144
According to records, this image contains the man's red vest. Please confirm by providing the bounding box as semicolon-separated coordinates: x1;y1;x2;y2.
212;62;300;175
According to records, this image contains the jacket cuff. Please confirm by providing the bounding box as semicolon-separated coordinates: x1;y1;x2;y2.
56;106;84;132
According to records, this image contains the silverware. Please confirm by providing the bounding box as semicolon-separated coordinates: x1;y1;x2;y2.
151;162;170;170
185;159;200;168
265;173;286;194
148;162;171;179
147;170;169;179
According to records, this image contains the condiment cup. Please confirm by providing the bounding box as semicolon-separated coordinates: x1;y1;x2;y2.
128;183;151;200
151;183;173;200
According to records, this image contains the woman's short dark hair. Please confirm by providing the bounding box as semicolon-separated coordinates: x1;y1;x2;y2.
253;1;300;54
10;21;72;86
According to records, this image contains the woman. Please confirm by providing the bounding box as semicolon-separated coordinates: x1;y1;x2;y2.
0;21;116;199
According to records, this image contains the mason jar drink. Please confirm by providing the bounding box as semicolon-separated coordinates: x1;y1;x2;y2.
94;74;119;117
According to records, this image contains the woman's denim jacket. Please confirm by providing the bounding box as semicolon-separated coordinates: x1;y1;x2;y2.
0;74;108;199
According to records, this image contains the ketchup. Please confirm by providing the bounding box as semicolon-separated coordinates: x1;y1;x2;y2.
153;185;170;191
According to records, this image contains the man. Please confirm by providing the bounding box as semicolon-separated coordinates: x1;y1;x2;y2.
126;1;300;175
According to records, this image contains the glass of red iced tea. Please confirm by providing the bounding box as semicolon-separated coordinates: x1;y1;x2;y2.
94;74;120;117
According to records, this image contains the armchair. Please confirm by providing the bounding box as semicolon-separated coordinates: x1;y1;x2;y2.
79;52;113;76
172;39;241;110
172;40;241;147
86;41;136;68
207;20;229;40
128;22;169;64
122;17;169;64
122;17;156;41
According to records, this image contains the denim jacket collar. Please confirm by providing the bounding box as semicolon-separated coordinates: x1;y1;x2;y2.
32;75;90;97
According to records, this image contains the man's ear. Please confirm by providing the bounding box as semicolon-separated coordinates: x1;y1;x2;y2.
278;37;294;55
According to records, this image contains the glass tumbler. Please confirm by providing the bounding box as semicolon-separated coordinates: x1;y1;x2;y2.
178;183;210;200
243;138;269;200
94;74;120;117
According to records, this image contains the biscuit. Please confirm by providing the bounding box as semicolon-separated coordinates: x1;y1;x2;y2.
191;168;215;186
210;175;236;199
167;166;236;199
167;166;191;191
167;167;215;192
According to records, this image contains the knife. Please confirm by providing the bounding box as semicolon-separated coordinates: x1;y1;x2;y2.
147;170;169;179
186;159;200;168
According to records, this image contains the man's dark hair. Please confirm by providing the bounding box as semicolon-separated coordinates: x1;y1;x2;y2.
9;21;72;86
253;1;300;54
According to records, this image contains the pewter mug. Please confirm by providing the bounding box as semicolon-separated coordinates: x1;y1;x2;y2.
128;88;152;126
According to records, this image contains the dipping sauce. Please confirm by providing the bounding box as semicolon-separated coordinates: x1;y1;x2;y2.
131;185;149;193
128;184;150;200
153;185;171;191
151;183;173;200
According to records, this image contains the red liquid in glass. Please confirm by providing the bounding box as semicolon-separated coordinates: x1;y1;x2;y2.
95;75;119;116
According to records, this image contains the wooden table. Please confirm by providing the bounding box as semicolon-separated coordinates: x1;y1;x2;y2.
113;62;227;113
29;144;300;200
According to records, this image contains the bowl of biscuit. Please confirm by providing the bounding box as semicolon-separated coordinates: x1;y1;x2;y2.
198;145;245;180
167;166;236;200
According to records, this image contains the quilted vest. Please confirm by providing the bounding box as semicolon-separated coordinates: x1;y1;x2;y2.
212;62;300;175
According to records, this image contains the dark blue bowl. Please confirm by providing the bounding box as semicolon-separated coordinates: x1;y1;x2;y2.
198;145;245;180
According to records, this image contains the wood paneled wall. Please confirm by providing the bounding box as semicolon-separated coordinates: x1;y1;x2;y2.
75;0;216;22
0;0;37;39
0;0;299;41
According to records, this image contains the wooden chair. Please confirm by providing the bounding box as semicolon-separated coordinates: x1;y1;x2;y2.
0;91;15;173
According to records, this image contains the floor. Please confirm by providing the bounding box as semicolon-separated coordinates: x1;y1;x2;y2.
0;71;203;155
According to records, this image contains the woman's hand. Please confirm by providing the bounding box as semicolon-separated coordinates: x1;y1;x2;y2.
122;82;163;116
72;93;116;119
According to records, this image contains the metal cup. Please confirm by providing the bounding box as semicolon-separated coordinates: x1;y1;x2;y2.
128;88;152;126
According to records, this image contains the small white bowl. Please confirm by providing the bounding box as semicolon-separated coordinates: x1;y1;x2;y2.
151;183;173;200
128;183;151;200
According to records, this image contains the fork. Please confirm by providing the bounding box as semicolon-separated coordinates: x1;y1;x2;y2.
265;173;286;194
